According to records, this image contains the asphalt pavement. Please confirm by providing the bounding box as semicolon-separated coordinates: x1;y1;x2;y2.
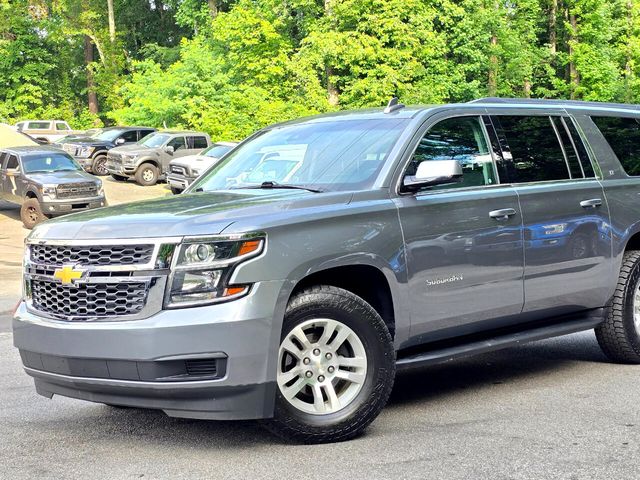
1;322;639;480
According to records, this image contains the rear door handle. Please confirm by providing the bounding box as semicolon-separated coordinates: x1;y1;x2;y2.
489;208;517;220
580;198;602;208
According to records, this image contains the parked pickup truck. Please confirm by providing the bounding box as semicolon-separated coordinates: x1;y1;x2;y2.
15;120;84;143
14;98;640;443
58;126;156;176
107;130;211;186
0;146;106;228
167;141;237;194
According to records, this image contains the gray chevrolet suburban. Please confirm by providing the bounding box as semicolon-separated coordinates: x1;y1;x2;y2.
0;146;106;229
13;98;640;443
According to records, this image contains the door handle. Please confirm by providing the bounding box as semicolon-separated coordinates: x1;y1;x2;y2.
580;198;602;208
489;208;517;220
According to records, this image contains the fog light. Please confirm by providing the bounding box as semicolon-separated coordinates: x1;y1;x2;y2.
48;206;55;212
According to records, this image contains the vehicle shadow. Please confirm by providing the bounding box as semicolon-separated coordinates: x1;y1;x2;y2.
71;332;607;448
0;200;20;221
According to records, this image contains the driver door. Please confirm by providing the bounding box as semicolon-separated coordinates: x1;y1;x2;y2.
394;114;525;344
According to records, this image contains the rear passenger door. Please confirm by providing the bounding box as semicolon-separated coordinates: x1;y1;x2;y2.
488;112;612;316
187;135;209;154
396;114;525;343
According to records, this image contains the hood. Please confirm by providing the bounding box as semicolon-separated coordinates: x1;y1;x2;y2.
29;189;353;240
170;154;216;168
109;144;153;155
65;138;114;147
26;170;99;185
58;135;95;144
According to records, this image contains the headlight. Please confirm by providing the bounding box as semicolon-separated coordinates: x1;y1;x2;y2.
191;168;203;177
78;146;95;158
123;154;138;164
41;184;56;197
166;235;265;307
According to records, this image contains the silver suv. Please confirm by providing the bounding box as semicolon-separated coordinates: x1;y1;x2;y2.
106;130;211;185
13;98;640;443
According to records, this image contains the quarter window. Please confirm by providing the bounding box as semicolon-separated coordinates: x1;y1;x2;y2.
591;116;640;176
492;116;570;183
407;116;496;190
55;122;69;131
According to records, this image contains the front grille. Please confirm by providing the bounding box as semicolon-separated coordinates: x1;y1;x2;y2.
56;182;98;199
170;165;187;176
31;279;149;317
185;359;219;377
30;244;154;266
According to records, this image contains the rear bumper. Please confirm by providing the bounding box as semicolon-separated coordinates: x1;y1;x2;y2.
12;280;286;420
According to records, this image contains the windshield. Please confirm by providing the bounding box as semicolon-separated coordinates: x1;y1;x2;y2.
139;133;169;148
191;118;408;192
202;144;234;158
22;153;81;173
94;129;125;141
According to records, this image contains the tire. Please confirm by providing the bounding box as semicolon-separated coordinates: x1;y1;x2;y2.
264;285;395;444
595;250;640;363
110;174;128;182
135;163;159;186
170;186;183;195
91;155;108;176
20;198;47;229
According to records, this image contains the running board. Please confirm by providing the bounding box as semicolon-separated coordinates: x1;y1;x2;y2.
396;315;603;371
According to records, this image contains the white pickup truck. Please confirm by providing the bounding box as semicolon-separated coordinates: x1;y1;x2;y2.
14;120;85;144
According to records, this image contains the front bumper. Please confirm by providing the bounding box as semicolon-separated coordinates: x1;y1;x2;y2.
106;159;136;177
41;196;107;215
167;174;196;192
13;280;286;420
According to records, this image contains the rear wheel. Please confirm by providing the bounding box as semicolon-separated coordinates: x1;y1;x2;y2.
135;163;159;186
20;198;47;229
110;174;127;182
595;250;640;363
91;154;108;176
264;285;395;444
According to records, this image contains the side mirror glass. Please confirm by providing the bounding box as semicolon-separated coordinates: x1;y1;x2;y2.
165;146;175;154
115;138;125;145
403;160;463;192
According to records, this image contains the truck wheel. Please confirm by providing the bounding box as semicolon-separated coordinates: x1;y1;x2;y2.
91;155;108;176
135;164;158;186
20;198;47;229
110;174;127;182
264;285;395;444
595;250;640;363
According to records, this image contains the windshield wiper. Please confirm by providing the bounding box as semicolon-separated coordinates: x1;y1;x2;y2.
234;181;324;193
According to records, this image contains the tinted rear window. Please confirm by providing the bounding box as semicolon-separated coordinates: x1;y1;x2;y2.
492;116;570;183
591;116;640;176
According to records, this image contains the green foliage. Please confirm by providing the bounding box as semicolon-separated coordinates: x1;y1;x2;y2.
2;0;640;136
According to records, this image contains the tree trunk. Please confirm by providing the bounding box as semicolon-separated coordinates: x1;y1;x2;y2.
84;35;99;115
568;13;579;99
624;0;633;102
208;0;218;19
488;35;498;96
524;79;532;98
549;0;557;55
107;0;116;42
324;0;339;105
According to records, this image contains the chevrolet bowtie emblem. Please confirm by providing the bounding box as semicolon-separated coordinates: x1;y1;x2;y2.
53;266;84;285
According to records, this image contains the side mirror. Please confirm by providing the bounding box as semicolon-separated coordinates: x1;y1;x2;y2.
115;138;125;145
165;146;175;155
402;160;463;192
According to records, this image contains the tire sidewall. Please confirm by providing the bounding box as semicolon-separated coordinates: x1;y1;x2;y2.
20;198;45;229
274;288;395;434
136;164;158;186
622;257;640;352
92;155;108;176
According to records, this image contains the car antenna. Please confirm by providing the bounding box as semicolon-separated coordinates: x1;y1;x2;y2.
384;97;405;114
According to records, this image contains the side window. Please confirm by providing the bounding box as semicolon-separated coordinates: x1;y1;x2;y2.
6;155;19;170
27;122;50;130
492;116;570;183
55;122;69;131
120;130;138;143
190;136;209;149
591;116;640;176
167;136;186;151
138;129;155;140
0;152;7;169
551;117;584;179
563;118;596;177
407;116;497;190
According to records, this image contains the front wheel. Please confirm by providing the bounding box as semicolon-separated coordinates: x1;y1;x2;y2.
91;155;108;176
135;164;158;186
170;186;182;195
595;250;640;363
264;285;395;444
20;198;47;229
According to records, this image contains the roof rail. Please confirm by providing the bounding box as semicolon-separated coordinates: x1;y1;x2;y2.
468;96;640;110
384;97;405;114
